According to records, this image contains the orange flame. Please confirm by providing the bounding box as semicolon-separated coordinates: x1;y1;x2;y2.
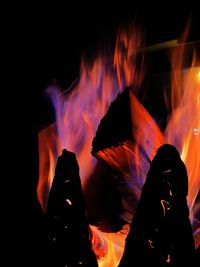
130;89;165;161
37;124;61;210
90;225;130;267
114;24;145;91
165;25;200;213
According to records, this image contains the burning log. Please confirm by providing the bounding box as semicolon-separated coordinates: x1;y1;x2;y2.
92;86;164;173
92;86;164;222
44;149;98;267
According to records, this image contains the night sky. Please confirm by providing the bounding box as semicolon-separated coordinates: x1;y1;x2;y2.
2;4;199;266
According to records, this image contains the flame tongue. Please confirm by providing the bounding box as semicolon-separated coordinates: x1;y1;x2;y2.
165;28;200;212
37;124;61;210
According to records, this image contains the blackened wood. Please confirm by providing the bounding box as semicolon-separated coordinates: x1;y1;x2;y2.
92;86;164;188
45;149;98;267
92;87;132;153
118;144;196;267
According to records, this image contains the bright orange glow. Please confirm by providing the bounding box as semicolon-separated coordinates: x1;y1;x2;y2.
196;69;200;82
90;225;130;266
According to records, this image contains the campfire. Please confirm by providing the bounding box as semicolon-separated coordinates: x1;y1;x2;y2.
37;22;200;266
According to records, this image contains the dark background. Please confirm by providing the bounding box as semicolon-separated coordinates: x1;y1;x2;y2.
2;4;199;266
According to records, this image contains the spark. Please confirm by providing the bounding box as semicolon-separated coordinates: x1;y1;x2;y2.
66;199;72;205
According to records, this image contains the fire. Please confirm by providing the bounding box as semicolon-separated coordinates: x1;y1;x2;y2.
38;56;122;211
37;21;200;266
197;70;200;82
90;225;130;267
114;24;145;91
37;124;61;210
165;25;200;213
167;64;200;211
37;23;144;211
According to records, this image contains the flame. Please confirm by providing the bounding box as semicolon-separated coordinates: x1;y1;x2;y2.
37;124;61;210
165;26;200;213
114;24;145;91
90;225;130;267
42;56;122;205
129;90;165;161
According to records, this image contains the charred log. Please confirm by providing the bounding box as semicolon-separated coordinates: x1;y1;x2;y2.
45;149;98;267
118;144;196;267
92;86;164;178
91;87;164;223
92;87;132;153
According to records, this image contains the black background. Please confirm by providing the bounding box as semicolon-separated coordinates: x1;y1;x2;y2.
2;4;199;266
